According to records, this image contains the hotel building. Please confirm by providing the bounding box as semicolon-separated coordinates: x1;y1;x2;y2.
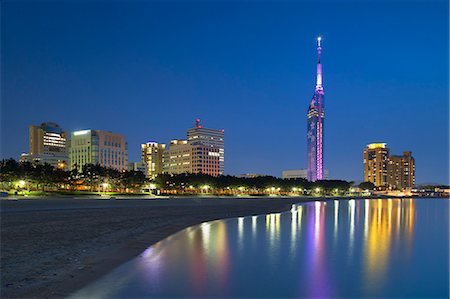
69;130;127;171
363;143;390;187
387;151;415;189
20;122;68;169
141;142;166;178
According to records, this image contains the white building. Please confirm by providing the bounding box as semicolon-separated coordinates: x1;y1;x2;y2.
282;169;329;180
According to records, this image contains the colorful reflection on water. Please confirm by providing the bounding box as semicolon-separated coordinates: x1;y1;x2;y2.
72;198;449;298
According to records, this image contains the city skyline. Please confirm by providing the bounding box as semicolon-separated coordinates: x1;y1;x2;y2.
2;2;448;184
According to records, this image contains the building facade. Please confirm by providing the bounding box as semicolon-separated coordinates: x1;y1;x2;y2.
163;119;225;176
69;130;127;172
363;143;390;187
141;142;166;178
187;118;225;175
282;169;329;180
163;140;193;174
307;37;325;181
387;151;415;189
20;122;68;169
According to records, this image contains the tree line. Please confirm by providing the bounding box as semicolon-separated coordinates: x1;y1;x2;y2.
0;158;354;194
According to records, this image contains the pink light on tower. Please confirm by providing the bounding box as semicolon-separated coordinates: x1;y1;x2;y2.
307;37;325;181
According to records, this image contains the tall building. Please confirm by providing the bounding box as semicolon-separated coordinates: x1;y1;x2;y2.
388;151;415;189
163;140;193;174
20;122;68;169
69;130;128;172
187;118;225;175
164;119;225;176
363;143;390;187
141;142;166;178
307;37;325;181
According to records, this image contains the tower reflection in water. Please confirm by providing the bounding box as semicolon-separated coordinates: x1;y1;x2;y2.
135;199;416;297
75;197;439;299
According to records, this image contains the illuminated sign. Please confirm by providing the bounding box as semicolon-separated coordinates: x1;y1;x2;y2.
367;143;387;149
73;130;90;136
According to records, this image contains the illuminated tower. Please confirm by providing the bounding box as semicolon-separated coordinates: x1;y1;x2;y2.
307;37;325;181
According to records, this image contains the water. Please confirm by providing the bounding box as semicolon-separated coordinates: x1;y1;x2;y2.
72;198;449;298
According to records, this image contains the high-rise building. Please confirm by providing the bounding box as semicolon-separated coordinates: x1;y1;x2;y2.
363;143;390;187
164;119;225;176
187;118;225;175
163;139;193;174
388;151;415;189
69;129;127;172
307;37;325;182
141;142;166;178
20;122;68;169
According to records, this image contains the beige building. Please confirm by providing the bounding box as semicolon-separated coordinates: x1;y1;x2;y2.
163;140;193;174
163;120;225;177
388;151;415;190
69;129;127;172
141;142;165;178
187;119;224;175
363;143;390;187
20;122;68;169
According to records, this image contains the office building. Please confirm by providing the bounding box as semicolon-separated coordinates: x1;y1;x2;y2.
363;143;390;187
307;37;325;181
282;169;329;180
163;140;193;174
69;129;127;171
187;118;224;175
388;151;415;189
141;142;166;178
164;119;225;176
20;122;68;169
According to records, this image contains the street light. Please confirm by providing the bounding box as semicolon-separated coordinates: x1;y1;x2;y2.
201;185;210;193
102;182;109;194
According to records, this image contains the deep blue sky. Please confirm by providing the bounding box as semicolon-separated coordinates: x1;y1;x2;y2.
2;1;448;184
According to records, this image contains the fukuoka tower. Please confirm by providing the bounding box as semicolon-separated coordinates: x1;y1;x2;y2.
306;37;324;181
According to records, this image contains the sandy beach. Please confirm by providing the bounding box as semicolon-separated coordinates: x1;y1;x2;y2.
1;196;318;298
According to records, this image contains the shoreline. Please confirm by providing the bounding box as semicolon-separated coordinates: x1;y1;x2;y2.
1;197;314;298
1;196;420;298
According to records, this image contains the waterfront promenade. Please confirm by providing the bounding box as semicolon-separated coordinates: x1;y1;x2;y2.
1;196;312;298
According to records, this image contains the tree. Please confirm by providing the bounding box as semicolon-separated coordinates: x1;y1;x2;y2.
358;181;375;190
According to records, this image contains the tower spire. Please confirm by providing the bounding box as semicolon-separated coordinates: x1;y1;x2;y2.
316;36;322;89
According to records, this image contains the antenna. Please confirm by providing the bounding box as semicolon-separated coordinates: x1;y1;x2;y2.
195;118;202;128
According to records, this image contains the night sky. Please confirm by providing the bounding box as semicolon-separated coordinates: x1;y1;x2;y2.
2;1;448;184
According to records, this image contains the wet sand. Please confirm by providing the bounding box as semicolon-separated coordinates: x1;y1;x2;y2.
1;196;317;298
